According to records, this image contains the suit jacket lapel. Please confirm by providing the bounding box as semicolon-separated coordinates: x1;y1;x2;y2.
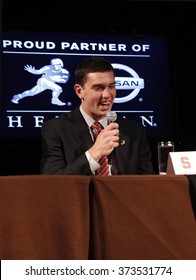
66;107;93;152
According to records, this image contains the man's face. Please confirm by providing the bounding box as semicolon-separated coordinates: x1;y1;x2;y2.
75;71;116;120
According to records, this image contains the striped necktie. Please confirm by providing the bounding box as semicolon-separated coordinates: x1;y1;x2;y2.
91;122;110;176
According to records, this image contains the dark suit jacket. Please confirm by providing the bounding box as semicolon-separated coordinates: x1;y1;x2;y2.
40;107;154;175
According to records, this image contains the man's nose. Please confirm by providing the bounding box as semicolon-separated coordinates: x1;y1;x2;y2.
102;88;112;97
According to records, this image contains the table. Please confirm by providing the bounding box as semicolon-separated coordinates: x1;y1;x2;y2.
0;175;90;259
90;175;196;259
0;174;196;259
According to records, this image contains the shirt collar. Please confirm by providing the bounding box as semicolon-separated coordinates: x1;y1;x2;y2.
79;105;108;128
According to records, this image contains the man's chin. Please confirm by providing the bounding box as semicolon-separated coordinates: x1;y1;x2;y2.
100;110;109;117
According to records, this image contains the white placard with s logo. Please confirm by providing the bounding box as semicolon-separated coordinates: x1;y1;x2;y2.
167;151;196;175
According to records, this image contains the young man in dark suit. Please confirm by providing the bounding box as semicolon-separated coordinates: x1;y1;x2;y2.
40;56;154;175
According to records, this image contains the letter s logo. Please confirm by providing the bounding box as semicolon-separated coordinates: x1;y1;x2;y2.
181;157;191;169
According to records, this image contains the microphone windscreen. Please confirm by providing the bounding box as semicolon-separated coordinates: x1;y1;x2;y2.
106;111;117;123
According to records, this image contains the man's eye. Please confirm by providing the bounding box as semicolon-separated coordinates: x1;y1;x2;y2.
95;86;103;90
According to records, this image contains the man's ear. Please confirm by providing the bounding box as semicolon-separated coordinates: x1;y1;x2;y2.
74;84;83;100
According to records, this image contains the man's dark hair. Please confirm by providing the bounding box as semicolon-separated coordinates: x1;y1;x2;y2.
75;56;114;86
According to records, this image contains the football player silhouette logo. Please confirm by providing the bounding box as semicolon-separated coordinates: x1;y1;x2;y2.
11;58;70;106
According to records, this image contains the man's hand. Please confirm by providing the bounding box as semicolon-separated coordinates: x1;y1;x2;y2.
88;122;119;163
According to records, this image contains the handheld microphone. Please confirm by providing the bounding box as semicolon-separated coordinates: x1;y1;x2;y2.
106;111;117;164
106;111;117;124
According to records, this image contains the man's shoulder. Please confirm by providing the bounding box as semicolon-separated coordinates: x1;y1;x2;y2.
43;107;80;126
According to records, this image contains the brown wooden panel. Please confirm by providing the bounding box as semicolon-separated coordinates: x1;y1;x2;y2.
91;175;196;259
0;175;90;260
